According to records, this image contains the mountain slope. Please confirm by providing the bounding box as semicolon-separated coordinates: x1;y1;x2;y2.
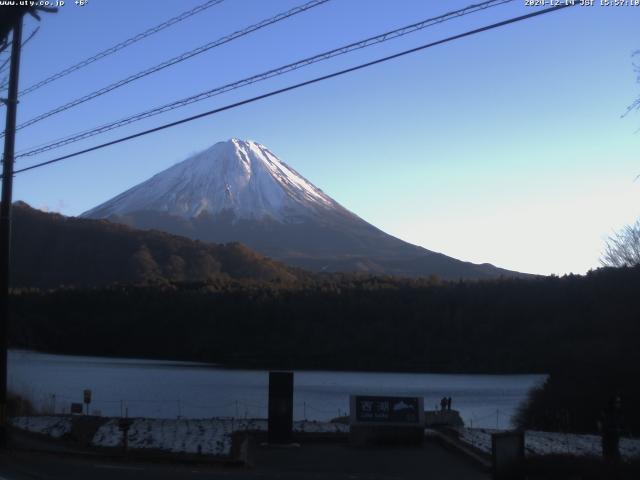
10;202;302;288
83;139;524;280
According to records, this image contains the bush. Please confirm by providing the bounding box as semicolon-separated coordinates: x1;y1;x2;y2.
7;391;36;416
514;362;640;435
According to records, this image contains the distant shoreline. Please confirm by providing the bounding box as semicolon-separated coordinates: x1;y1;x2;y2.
8;349;546;377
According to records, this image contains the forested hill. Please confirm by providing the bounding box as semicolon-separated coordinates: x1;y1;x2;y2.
10;265;640;376
9;202;304;288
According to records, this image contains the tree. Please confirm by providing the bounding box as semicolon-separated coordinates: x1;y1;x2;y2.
601;219;640;267
623;50;640;119
606;52;640;268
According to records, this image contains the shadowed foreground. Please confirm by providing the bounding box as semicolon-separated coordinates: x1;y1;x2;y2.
0;440;488;480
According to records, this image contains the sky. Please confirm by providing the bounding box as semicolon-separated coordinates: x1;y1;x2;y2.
2;0;639;276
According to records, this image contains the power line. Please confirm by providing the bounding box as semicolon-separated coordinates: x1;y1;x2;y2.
15;0;515;159
0;42;10;56
17;0;226;97
5;0;330;137
11;3;575;177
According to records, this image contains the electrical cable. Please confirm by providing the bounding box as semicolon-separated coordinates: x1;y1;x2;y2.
18;0;227;97
5;0;330;137
14;0;515;158
11;3;575;177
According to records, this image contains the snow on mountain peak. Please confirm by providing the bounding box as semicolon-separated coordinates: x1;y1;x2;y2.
83;138;340;222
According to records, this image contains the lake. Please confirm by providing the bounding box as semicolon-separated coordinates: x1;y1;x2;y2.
8;349;545;429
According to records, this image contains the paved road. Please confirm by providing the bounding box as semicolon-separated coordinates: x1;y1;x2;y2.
0;441;489;480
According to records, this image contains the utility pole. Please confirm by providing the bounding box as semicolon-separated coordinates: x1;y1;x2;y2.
0;5;56;449
0;12;23;449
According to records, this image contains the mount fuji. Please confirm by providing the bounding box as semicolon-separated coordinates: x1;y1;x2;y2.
83;138;520;279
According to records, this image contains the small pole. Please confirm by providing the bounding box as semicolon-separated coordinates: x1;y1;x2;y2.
122;423;129;453
177;398;181;419
120;400;123;418
0;13;23;450
496;409;499;429
235;400;239;418
303;401;306;420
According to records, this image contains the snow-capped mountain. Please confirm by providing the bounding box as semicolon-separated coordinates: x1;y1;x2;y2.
83;139;522;279
84;139;342;222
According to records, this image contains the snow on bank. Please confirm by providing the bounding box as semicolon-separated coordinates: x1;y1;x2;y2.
294;420;349;434
92;418;243;456
91;418;348;457
458;428;640;461
10;416;71;438
9;415;348;457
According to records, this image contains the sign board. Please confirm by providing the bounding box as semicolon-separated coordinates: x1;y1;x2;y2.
350;395;424;426
70;402;83;414
83;389;92;404
492;431;525;480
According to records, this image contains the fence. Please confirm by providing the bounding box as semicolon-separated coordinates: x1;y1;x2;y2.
17;390;349;422
15;386;513;429
466;408;510;430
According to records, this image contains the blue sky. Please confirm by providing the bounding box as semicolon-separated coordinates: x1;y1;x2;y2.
4;0;639;275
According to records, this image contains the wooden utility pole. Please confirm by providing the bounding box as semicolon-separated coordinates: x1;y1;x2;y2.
0;11;23;448
0;5;56;448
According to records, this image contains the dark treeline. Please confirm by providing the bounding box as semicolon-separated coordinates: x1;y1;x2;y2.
9;265;640;433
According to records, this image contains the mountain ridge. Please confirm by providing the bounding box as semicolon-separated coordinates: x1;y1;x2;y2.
10;201;304;288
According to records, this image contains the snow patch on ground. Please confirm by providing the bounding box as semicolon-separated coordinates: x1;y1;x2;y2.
10;416;71;438
457;428;640;461
91;418;347;457
92;418;241;456
9;415;348;458
294;420;349;434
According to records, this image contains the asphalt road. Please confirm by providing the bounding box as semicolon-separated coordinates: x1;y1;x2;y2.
0;441;489;480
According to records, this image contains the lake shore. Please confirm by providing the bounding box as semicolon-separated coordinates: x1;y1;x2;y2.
9;349;545;429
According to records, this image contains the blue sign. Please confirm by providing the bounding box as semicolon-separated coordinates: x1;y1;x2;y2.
352;395;422;424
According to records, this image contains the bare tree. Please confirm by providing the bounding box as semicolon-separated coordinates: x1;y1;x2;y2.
623;50;640;119
601;219;640;267
604;52;640;267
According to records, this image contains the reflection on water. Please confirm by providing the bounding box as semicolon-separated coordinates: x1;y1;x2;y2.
9;349;545;429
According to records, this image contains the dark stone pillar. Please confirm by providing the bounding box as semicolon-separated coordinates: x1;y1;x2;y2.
268;371;293;444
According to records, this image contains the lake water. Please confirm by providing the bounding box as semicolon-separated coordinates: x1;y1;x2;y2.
9;350;546;429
